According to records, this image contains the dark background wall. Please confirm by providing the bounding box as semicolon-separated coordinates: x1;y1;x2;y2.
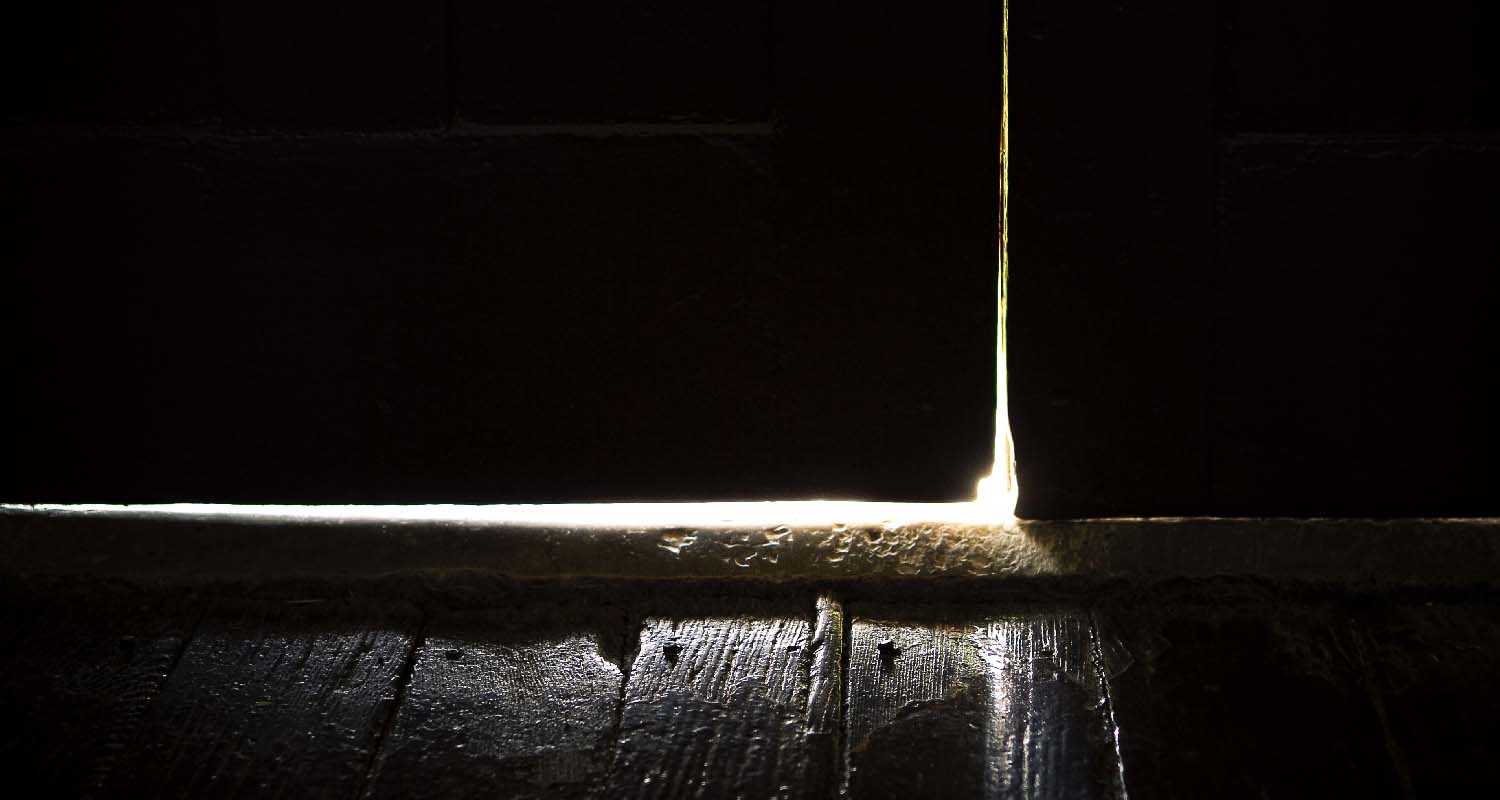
3;2;1496;516
1010;0;1500;517
1;3;1000;504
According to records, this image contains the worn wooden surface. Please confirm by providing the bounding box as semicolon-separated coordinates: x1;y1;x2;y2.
369;605;625;799
609;598;836;799
1099;590;1404;799
0;583;198;797
102;597;419;798
845;609;1125;799
4;581;1499;798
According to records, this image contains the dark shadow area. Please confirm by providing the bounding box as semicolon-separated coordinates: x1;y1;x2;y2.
2;2;999;503
1010;1;1500;517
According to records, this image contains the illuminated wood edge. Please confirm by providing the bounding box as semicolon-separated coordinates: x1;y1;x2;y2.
2;505;1498;588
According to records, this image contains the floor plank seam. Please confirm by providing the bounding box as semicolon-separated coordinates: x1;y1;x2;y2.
802;597;825;730
356;606;427;799
601;604;640;791
1340;620;1415;797
82;594;206;800
1090;609;1133;800
835;596;853;800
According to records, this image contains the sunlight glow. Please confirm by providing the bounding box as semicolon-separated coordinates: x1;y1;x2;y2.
976;0;1017;520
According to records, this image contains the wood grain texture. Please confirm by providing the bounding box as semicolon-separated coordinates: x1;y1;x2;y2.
607;598;840;799
368;606;625;799
800;595;845;796
0;584;197;797
846;610;1126;799
11;579;1500;800
103;597;419;798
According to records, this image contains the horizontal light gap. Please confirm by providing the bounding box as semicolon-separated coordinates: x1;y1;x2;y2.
6;500;1011;528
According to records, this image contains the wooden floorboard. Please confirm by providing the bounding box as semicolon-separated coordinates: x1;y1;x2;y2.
1099;597;1405;799
0;584;199;797
606;597;838;799
368;605;626;799
845;608;1126;800
4;578;1496;798
101;597;419;798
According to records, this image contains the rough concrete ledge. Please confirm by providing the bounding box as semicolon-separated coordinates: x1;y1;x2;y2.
3;504;1498;589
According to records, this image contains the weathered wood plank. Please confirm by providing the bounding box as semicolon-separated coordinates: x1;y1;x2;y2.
846;609;1126;799
368;606;625;799
1100;599;1404;799
607;597;840;799
103;597;420;798
0;583;197;797
1354;601;1500;797
802;594;845;796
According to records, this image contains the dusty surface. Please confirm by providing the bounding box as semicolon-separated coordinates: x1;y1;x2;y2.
3;575;1499;798
5;511;1500;796
5;507;1500;590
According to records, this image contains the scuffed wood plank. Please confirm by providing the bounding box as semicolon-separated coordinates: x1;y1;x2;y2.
846;610;1126;799
104;597;419;798
805;594;844;735
801;594;845;796
0;584;197;797
845;618;988;798
971;615;1128;799
369;607;624;799
1100;600;1404;799
609;597;838;799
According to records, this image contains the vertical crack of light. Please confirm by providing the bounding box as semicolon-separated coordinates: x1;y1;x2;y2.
978;0;1017;521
